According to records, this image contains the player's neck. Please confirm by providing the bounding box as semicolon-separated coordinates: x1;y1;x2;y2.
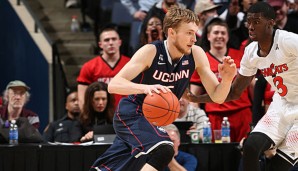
166;40;184;60
257;29;274;57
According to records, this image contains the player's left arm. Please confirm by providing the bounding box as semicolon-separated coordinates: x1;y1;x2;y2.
188;73;254;103
190;46;237;104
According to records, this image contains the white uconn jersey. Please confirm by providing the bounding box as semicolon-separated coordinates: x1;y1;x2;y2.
240;29;298;103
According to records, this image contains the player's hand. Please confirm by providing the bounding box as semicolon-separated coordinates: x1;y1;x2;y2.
218;56;237;82
143;84;172;95
186;88;200;103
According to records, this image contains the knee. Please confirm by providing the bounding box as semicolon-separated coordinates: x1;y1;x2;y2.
147;144;174;170
243;133;273;157
243;136;259;156
156;144;174;162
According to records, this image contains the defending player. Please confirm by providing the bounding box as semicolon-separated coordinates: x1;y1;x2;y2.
90;7;236;171
188;2;298;171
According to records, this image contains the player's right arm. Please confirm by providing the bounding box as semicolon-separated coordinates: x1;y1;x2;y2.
108;44;171;96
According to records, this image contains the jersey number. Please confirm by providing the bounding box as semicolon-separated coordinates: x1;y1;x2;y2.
273;76;288;96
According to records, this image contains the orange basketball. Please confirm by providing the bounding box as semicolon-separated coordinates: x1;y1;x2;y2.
142;91;180;126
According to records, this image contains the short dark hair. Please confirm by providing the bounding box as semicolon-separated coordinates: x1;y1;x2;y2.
247;2;276;20
200;17;230;51
98;23;119;36
66;86;77;96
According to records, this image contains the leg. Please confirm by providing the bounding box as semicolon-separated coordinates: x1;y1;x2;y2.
265;154;293;171
243;133;273;171
275;120;298;168
141;144;174;171
243;95;293;171
113;99;174;170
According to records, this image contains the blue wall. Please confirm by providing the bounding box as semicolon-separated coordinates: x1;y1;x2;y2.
0;0;50;132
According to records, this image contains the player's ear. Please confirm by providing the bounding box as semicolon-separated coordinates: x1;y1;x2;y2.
268;19;275;28
169;28;176;36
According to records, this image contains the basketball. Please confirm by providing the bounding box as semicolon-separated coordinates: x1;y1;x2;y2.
142;91;180;126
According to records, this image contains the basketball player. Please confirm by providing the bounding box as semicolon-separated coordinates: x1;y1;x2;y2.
90;7;236;171
188;2;298;171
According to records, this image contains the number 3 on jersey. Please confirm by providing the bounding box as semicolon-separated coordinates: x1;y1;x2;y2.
273;76;288;96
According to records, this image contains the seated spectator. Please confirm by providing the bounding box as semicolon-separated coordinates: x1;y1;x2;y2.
175;90;208;133
194;0;222;43
163;124;198;171
80;82;115;142
43;90;83;143
0;80;40;129
268;0;298;34
139;15;164;47
223;0;258;49
0;80;43;143
288;0;298;17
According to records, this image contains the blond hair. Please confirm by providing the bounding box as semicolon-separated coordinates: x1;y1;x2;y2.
163;6;200;37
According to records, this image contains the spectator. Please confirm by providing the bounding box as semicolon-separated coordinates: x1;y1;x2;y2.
139;15;164;47
194;0;222;44
79;82;114;142
163;124;198;171
146;0;186;23
175;90;208;133
288;0;298;17
190;18;253;142
224;0;258;49
43;90;82;143
0;80;40;129
77;24;130;110
120;0;159;21
268;0;298;34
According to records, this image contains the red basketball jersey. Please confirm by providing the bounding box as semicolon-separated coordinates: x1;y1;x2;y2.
190;48;252;112
77;55;130;106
